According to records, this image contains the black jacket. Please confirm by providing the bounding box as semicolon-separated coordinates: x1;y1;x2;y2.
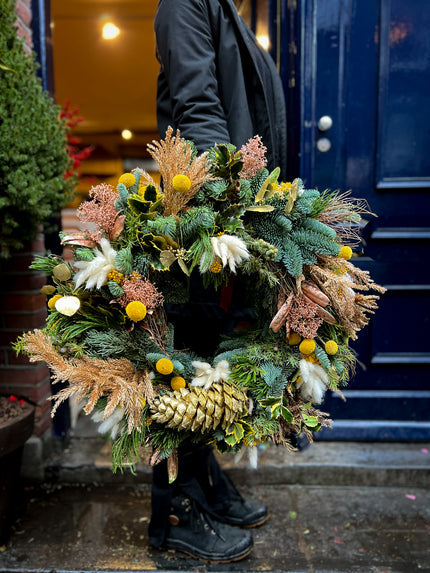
155;0;287;176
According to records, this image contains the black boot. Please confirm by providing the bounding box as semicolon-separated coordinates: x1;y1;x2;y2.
165;493;253;563
199;446;269;528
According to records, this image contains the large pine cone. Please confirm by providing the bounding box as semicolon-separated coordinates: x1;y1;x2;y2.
150;383;248;432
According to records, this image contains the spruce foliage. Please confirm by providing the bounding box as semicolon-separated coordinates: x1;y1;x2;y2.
0;0;73;257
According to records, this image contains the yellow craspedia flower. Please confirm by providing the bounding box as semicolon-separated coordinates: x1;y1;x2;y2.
48;294;63;310
288;332;302;345
125;301;147;322
171;376;186;390
118;173;136;188
339;245;353;260
299;338;316;355
325;340;339;355
210;260;223;273
156;358;174;375
107;269;124;284
145;417;153;426
172;174;191;193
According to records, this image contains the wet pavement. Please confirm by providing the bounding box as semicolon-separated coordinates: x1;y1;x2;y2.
2;415;430;572
0;480;429;572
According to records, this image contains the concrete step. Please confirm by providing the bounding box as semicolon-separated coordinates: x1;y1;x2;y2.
44;416;430;488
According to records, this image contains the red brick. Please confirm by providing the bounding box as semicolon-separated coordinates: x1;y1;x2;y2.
1;293;46;312
6;350;33;366
1;255;40;274
0;364;50;386
15;0;32;27
35;400;52;420
0;380;51;405
0;330;29;346
4;272;47;292
4;308;47;329
15;20;32;48
34;410;52;437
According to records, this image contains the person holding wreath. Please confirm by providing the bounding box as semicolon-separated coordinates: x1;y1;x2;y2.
148;0;287;562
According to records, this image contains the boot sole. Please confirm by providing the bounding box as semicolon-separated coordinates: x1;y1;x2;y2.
242;513;270;528
166;541;254;563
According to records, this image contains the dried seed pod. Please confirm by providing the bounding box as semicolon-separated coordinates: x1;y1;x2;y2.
301;281;330;307
52;263;72;282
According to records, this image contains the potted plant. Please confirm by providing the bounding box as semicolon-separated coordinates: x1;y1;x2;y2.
0;0;74;259
0;395;35;543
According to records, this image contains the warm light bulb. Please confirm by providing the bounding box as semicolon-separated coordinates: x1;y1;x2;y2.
102;22;120;40
121;129;133;140
256;34;270;51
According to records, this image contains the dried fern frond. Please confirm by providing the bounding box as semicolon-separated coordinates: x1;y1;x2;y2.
307;256;386;339
21;330;154;433
147;126;213;216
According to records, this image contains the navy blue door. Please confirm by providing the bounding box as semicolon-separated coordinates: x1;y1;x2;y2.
272;0;430;439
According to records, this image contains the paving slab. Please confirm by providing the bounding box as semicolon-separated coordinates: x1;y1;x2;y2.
0;482;429;573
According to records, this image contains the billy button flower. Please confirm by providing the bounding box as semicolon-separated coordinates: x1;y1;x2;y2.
171;376;186;390
339;245;353;260
156;358;174;375
48;294;63;310
299;338;316;355
325;340;339;355
118;172;136;188
172;174;191;193
125;301;147;322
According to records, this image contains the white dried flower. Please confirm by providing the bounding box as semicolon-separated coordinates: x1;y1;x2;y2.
191;359;230;390
297;359;329;404
55;295;80;317
92;407;124;440
73;238;117;290
209;234;249;273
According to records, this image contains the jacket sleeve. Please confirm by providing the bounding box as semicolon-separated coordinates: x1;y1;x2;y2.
154;0;231;151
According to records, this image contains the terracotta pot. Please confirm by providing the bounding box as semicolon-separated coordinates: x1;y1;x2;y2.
0;404;35;543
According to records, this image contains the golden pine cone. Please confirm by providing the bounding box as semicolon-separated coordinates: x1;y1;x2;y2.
150;383;248;433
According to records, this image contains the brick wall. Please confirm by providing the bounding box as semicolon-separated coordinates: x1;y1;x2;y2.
0;234;52;436
15;0;33;51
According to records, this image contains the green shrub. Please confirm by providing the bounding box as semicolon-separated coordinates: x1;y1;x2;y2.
0;0;74;258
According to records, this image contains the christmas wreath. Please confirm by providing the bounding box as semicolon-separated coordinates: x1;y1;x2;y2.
16;127;385;477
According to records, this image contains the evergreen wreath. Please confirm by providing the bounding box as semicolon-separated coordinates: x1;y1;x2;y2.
16;128;385;478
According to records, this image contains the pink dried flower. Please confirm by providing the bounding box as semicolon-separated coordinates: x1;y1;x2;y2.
118;276;164;311
240;135;268;178
287;295;323;339
77;184;120;242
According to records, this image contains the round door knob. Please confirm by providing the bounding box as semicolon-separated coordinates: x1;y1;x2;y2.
316;137;331;152
317;115;333;131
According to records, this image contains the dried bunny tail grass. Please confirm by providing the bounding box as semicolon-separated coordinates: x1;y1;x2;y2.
147;126;213;216
307;256;386;339
21;330;154;434
318;190;374;245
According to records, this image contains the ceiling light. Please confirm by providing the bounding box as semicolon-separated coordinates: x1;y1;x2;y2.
121;129;133;140
102;22;120;40
256;35;270;51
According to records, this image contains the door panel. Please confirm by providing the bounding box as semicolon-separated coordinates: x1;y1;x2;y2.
283;0;430;439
